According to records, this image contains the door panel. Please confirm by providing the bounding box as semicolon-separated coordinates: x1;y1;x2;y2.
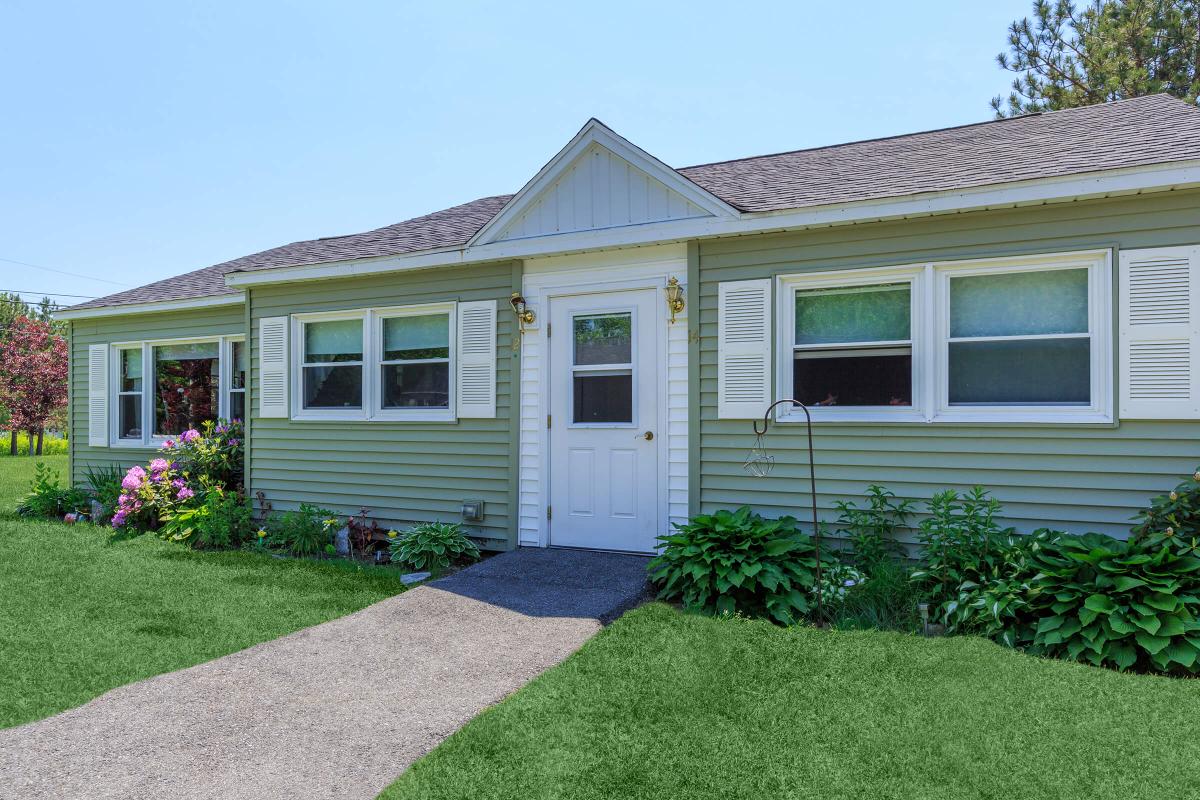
549;289;659;552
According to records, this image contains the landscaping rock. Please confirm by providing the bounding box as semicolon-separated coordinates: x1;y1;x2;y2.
400;571;431;585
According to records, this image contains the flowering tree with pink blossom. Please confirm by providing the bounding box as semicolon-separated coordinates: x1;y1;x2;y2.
0;316;68;455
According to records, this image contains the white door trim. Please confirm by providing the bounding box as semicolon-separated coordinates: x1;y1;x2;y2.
518;244;688;549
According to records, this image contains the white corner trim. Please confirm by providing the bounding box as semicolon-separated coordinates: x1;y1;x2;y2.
56;293;246;321
469;119;739;248
222;159;1200;291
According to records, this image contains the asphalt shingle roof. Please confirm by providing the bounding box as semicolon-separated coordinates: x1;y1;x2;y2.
69;95;1200;312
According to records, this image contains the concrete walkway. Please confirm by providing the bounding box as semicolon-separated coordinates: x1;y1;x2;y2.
0;548;651;800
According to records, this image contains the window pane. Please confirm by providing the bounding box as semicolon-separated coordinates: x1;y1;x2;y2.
950;269;1088;338
305;319;363;363
383;314;449;361
304;365;363;408
795;284;910;345
382;363;449;408
949;338;1090;405
231;340;247;389
120;349;142;392
154;345;219;436
574;314;632;365
573;373;633;423
118;395;142;440
228;391;245;423
793;348;912;407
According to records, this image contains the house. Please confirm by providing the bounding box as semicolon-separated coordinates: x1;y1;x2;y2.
60;94;1200;553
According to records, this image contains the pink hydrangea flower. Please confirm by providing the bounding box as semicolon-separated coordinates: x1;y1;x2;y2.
162;439;176;449
171;478;186;490
121;466;146;491
228;438;240;447
176;487;195;501
181;429;201;443
111;511;127;528
149;458;169;474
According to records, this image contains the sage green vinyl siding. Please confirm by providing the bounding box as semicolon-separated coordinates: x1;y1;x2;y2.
697;190;1200;540
69;305;247;486
248;262;518;549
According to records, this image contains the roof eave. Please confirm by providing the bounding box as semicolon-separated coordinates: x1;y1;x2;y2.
56;291;246;321
221;158;1200;289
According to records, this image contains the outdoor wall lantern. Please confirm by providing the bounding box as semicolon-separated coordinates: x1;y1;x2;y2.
509;292;535;335
665;277;685;324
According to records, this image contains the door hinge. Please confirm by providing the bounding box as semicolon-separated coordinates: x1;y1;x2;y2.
546;505;552;521
546;414;552;429
547;323;551;337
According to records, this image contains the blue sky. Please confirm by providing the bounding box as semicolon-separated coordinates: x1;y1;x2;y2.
0;0;1032;307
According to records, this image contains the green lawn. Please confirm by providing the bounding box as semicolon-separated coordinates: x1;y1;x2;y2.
0;455;408;729
383;602;1200;800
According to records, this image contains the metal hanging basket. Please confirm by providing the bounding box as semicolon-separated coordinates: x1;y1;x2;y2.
743;399;826;625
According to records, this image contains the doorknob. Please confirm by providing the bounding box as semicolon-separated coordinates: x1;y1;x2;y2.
638;431;654;441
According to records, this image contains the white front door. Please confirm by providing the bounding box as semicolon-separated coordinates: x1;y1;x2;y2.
548;288;659;552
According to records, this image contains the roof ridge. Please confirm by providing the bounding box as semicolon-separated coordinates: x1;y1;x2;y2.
677;94;1179;172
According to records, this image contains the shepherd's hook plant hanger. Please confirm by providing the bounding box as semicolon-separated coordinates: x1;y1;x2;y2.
744;399;825;625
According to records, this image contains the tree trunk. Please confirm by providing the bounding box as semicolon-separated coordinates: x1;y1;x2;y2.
35;428;44;456
7;429;15;456
27;429;35;456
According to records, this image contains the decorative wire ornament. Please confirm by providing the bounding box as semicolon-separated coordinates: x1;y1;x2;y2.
744;399;826;626
743;432;775;477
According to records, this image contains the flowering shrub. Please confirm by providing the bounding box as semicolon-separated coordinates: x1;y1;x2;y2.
111;419;245;543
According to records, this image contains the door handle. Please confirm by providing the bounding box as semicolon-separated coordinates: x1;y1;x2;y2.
638;431;654;441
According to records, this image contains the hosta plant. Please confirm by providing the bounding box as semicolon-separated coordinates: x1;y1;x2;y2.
391;522;480;574
648;506;828;625
1023;531;1200;674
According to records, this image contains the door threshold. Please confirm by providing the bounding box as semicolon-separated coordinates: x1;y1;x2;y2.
546;544;656;557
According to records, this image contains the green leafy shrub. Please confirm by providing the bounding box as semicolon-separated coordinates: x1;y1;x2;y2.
834;484;914;571
832;557;923;632
1;431;68;456
648;507;827;625
269;504;339;557
16;462;87;518
83;464;124;523
390;522;480;574
911;487;1015;610
1131;468;1200;543
1021;531;1200;673
160;486;254;549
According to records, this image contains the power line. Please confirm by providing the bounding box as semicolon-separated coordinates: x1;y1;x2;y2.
1;289;98;299
0;256;132;288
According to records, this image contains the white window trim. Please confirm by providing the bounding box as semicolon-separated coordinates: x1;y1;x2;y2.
109;334;233;447
774;250;1113;424
776;264;927;424
290;303;458;423
222;336;246;423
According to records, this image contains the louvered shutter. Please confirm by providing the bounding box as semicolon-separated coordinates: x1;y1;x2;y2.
258;316;289;418
1119;245;1200;419
717;279;773;419
87;344;109;446
456;300;497;418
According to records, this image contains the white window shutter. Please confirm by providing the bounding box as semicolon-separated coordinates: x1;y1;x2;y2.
258;316;289;418
456;300;497;419
87;344;109;446
1119;245;1200;419
717;279;773;419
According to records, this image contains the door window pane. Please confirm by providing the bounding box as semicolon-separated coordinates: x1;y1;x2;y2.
382;363;449;408
120;349;142;392
305;319;363;363
154;342;219;436
118;395;142;440
795;284;910;344
793;348;912;407
383;315;449;361
950;269;1088;338
573;373;633;423
574;314;632;365
304;365;363;409
949;338;1090;405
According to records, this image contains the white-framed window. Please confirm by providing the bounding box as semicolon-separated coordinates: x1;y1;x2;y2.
777;265;926;423
223;337;247;423
775;250;1113;424
569;309;637;427
110;335;240;447
291;302;457;422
